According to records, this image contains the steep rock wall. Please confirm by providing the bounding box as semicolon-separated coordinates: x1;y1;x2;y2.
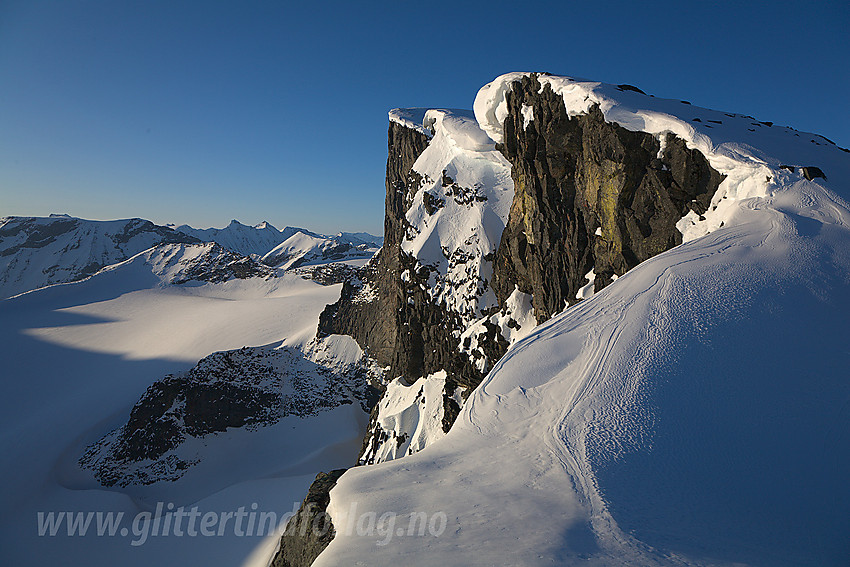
494;74;725;321
271;469;346;567
319;121;504;393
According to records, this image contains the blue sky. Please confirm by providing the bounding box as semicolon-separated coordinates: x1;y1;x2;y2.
1;0;848;235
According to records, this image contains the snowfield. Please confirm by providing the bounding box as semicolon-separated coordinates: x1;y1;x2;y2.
315;74;850;566
0;243;373;566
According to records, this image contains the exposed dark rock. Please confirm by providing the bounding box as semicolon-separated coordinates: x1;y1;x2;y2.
423;191;446;215
271;469;347;567
780;164;827;181
616;84;646;95
441;384;463;433
318;121;430;371
801;166;826;181
295;262;360;286
168;243;274;284
492;74;725;322
285;77;733;564
80;345;381;487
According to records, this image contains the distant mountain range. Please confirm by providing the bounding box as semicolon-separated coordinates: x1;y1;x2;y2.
0;215;381;298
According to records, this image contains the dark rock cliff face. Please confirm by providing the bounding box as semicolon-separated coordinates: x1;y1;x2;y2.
271;469;346;567
318;122;428;376
494;74;725;322
318;123;499;392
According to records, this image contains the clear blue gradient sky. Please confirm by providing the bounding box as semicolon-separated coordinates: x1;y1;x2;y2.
1;0;848;235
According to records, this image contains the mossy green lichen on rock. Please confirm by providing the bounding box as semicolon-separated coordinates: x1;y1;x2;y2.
494;74;725;322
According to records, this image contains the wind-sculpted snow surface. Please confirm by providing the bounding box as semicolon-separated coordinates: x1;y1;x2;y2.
314;75;850;566
318;181;850;567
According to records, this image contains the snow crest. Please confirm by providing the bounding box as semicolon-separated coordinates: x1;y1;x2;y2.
474;72;850;243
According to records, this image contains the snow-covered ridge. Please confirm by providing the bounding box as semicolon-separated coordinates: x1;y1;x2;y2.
261;230;379;270
388;108;433;136
474;72;850;242
0;215;197;299
107;241;274;285
173;219;299;257
0;215;383;299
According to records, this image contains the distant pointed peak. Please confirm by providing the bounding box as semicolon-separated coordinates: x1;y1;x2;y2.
228;219;242;226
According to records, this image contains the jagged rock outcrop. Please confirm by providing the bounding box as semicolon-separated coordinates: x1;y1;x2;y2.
317;112;516;471
80;341;381;486
318;76;727;468
493;74;725;322
147;242;276;284
294;263;361;286
319;115;512;393
268;72;847;567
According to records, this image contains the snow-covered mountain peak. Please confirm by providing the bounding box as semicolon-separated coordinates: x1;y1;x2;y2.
261;230;378;270
310;73;850;567
121;241;275;285
174;218;291;257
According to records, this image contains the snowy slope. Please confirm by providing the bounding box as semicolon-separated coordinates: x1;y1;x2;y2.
0;242;378;567
261;230;378;270
0;215;197;298
314;74;850;566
